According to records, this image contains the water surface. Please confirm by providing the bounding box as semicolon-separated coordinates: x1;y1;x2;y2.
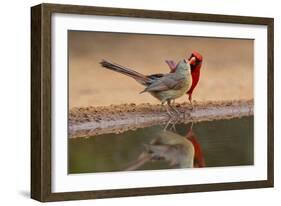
68;116;253;173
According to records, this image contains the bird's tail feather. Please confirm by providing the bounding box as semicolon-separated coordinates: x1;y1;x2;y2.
100;60;150;85
124;153;151;171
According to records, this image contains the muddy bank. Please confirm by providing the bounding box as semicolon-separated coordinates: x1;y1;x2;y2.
69;100;253;138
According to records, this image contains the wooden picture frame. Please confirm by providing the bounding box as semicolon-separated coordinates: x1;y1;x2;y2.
31;3;274;202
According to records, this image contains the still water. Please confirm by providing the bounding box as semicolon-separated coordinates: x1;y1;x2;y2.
68;116;253;174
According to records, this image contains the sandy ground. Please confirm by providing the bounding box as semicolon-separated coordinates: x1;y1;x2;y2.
69;100;253;124
69;100;253;138
68;31;253;108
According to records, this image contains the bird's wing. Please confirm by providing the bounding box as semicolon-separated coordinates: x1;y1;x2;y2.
145;143;187;166
141;73;186;93
165;60;177;72
146;73;164;81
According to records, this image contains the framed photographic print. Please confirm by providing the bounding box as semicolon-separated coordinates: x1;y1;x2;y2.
31;3;274;202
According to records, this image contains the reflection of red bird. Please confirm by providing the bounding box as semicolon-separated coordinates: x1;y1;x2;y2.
186;127;205;168
166;51;203;105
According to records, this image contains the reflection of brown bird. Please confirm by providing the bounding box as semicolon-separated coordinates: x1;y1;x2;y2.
125;130;195;170
100;57;195;116
125;122;205;171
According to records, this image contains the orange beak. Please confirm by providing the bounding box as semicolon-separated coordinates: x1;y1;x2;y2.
188;57;196;66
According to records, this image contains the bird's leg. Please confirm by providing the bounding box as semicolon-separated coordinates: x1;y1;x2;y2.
162;102;173;117
167;100;181;117
190;120;194;130
188;96;194;110
171;123;176;132
170;117;180;132
163;101;179;132
164;118;174;131
187;120;194;137
164;117;178;132
189;100;194;110
166;118;176;132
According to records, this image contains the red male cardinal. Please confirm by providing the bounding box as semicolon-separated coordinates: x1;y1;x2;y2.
166;51;203;107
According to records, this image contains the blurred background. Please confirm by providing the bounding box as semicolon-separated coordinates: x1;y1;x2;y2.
68;31;253;108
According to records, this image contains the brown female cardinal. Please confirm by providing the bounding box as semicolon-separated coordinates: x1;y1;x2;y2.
166;51;203;107
100;57;195;116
